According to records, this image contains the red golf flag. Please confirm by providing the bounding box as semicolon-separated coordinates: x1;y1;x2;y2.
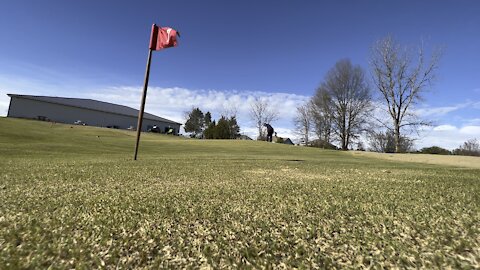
149;24;179;50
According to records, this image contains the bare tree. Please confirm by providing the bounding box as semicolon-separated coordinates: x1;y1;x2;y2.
370;36;441;152
293;103;312;145
221;104;238;119
309;91;332;143
454;138;480;156
313;59;372;150
249;97;279;139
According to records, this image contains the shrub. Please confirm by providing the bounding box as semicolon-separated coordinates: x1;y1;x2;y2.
309;139;338;150
420;146;451;155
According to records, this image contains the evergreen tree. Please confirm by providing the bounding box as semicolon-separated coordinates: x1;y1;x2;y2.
202;115;241;139
205;112;212;127
228;116;240;139
215;117;231;139
204;120;216;139
184;108;205;138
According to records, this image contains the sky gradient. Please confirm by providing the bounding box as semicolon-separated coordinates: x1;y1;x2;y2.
0;0;479;149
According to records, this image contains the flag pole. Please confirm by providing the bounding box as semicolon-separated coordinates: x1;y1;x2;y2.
133;48;153;160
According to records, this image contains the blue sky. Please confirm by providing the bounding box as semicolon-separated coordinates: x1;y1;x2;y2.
0;0;479;149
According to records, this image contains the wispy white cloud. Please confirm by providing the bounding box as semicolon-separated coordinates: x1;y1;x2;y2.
416;125;480;150
86;85;310;139
0;70;97;116
459;126;480;135
415;103;471;118
432;124;457;131
0;75;48;116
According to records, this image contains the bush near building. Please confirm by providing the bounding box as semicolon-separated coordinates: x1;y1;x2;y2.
420;146;451;155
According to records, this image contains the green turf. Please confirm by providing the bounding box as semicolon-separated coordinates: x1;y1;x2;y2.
1;117;479;268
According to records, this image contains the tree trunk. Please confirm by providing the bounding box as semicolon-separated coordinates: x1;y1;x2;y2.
341;136;348;150
394;122;401;153
257;121;263;139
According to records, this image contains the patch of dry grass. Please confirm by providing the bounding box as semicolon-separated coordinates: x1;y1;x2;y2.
351;151;480;169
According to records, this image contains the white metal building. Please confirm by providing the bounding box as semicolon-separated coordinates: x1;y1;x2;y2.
7;94;181;134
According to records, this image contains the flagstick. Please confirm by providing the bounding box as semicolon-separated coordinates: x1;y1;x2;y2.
134;48;154;160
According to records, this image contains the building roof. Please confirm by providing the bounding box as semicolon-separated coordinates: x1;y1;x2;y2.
8;94;181;125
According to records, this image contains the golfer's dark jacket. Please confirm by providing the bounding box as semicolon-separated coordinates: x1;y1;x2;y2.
265;124;274;135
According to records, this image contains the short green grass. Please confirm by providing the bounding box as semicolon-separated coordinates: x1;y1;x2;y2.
1;117;479;269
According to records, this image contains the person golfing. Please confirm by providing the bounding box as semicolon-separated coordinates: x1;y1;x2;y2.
263;123;274;142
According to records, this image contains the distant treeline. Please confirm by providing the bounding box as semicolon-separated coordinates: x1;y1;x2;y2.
184;108;240;139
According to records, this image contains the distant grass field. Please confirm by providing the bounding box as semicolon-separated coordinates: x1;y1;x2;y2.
1;117;479;269
351;151;480;169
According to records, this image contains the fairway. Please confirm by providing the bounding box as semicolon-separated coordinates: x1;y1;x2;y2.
1;118;479;268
